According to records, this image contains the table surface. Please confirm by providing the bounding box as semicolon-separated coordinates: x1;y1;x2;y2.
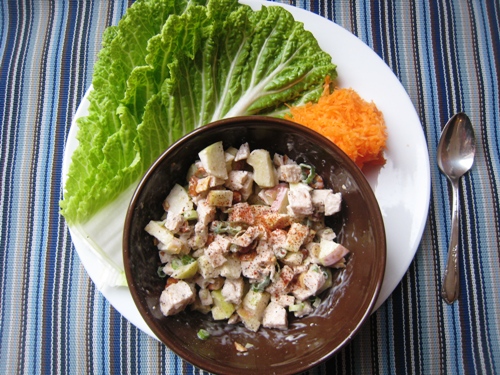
1;0;499;374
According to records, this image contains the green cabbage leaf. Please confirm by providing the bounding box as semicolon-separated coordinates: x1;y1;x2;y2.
61;0;336;224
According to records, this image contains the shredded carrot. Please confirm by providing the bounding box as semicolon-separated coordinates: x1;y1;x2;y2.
285;78;387;169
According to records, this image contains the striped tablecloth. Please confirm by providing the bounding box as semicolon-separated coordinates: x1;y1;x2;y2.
1;0;499;374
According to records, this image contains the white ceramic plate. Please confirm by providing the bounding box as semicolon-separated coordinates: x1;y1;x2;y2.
63;1;430;339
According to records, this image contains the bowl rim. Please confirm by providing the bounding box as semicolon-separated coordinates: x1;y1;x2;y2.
123;115;386;374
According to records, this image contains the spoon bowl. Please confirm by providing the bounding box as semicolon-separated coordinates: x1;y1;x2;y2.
436;112;476;304
437;113;476;179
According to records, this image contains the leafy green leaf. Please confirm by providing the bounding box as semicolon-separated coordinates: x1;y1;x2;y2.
61;0;337;224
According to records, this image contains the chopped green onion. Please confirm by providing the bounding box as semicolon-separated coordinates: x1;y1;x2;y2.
180;254;195;265
300;163;316;184
172;255;195;270
171;259;181;270
157;266;167;278
213;221;243;235
197;329;210;340
251;276;271;292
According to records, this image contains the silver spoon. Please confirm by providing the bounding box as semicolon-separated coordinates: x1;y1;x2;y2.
437;112;476;304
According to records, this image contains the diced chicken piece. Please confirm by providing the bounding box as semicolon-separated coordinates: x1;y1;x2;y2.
262;301;288;330
225;170;251;191
241;248;276;282
282;251;304;267
189;200;216;249
231;226;260;247
234;142;250;161
278;164;302;183
311;190;342;215
302;265;326;294
228;202;255;225
220;255;242;279
165;211;185;233
221;277;245;305
199;288;213;306
283;222;309;252
271;294;295;307
204;251;226;269
258;214;291;232
292;264;326;301
196;200;216;227
266;265;294;297
287;186;313;216
159;280;195;316
324;192;342;215
215;234;231;251
291;286;312;302
269;229;287;258
205;237;229;268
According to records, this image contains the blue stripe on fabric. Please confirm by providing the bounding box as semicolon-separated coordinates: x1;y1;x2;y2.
29;0;52;368
40;1;68;373
471;2;500;371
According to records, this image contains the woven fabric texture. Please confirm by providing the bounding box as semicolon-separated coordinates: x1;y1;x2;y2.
1;0;499;374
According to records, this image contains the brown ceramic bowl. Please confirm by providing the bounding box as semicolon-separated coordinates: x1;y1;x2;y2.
123;116;386;375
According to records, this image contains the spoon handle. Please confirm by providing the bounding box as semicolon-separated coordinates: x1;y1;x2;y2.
441;178;460;304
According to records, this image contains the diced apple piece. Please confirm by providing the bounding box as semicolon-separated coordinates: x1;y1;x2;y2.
206;190;233;207
225;151;235;174
270;185;289;213
236;289;271;331
236;307;261;332
283;222;309;252
145;221;184;254
317;238;350;266
234;142;250;161
163;184;193;216
211;289;235;320
171;260;199;279
242;289;270;316
197;255;220;279
240;172;254;200
198;141;228;179
246;149;277;188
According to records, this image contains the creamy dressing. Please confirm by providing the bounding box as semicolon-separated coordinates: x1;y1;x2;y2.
145;142;351;335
